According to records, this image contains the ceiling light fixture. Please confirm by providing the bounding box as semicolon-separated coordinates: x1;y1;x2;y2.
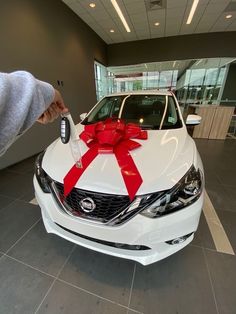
110;0;131;32
89;3;96;8
154;22;160;26
110;29;115;33
226;14;232;19
173;61;176;67
186;0;199;24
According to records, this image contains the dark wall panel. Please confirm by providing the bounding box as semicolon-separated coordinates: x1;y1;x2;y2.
0;0;107;168
221;63;236;106
108;32;236;66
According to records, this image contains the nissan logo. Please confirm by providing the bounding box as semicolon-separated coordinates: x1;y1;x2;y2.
79;197;96;213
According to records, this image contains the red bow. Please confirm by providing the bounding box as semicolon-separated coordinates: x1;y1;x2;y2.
63;118;148;200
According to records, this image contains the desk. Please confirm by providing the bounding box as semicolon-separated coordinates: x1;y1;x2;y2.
188;105;235;139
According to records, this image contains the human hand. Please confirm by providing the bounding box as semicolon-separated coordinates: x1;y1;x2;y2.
37;89;68;124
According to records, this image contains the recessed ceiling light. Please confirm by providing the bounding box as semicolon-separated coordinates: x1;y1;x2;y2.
186;0;199;24
110;29;115;33
154;22;160;26
111;0;131;33
226;14;232;19
89;3;96;8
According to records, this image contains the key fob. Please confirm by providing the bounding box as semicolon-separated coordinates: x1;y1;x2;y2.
60;117;70;144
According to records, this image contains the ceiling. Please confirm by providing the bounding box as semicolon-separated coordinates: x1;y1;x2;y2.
62;0;236;44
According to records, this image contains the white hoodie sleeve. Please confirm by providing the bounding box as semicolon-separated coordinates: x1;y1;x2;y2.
0;71;55;156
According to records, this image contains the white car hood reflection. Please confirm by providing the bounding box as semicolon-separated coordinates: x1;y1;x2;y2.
42;124;194;195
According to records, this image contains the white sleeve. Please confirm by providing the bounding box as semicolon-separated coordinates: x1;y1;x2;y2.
0;71;55;156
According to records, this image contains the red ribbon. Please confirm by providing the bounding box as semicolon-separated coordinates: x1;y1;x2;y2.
63;118;147;200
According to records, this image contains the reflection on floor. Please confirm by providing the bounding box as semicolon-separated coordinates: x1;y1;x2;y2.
0;139;236;314
203;191;234;255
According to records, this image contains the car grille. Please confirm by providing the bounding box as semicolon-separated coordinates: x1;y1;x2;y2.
53;182;131;223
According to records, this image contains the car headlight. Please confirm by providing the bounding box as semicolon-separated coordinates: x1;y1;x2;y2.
141;166;203;218
35;151;51;193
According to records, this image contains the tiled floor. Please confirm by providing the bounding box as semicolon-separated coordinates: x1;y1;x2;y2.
0;139;235;314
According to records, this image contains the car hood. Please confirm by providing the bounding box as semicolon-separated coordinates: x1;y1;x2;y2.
42;124;194;195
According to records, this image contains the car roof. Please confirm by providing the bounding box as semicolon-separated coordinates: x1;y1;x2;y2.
106;90;173;97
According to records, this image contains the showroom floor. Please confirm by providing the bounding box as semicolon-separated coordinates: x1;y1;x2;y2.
0;139;235;314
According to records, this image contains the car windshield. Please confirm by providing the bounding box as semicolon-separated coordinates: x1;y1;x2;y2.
82;95;182;130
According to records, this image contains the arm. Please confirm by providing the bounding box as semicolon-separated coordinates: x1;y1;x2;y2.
0;71;66;156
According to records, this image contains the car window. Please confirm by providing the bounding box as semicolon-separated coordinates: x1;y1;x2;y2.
85;96;125;123
83;95;182;130
120;95;182;129
120;95;166;127
161;96;181;129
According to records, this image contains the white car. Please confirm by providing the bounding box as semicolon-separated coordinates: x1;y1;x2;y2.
34;91;204;265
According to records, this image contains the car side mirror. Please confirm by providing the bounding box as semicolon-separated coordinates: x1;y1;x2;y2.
186;114;201;126
80;113;87;121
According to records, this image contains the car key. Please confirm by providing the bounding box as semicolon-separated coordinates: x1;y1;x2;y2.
60;112;83;168
60;116;70;144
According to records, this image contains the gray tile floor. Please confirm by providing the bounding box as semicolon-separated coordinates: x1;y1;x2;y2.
0;139;235;314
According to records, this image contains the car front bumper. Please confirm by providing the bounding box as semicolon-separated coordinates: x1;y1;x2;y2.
34;176;203;265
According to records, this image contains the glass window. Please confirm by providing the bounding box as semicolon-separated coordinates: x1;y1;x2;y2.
184;70;191;86
189;69;205;86
95;58;232;107
159;71;173;88
217;67;226;85
94;61;108;100
204;68;218;86
172;71;178;87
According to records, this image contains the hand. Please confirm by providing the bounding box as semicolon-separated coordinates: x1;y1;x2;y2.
37;89;68;124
